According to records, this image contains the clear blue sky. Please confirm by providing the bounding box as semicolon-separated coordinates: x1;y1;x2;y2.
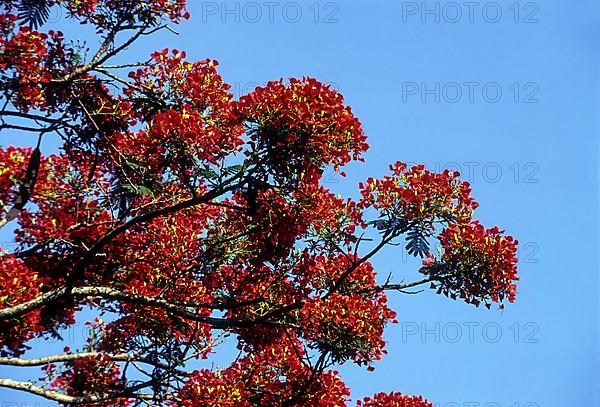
1;0;598;405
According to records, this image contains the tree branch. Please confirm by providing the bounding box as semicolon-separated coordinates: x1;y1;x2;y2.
0;378;167;404
324;232;396;300
0;110;79;132
0;286;295;330
0;123;46;132
0;352;133;367
70;176;245;278
55;23;150;83
369;277;433;293
0;351;190;377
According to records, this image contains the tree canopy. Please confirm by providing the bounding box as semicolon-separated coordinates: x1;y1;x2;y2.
0;1;518;405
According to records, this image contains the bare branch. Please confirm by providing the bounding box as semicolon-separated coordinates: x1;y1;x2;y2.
0;352;189;376
0;123;46;132
324;232;396;300
0;286;297;330
97;61;150;69
0;110;79;132
0;378;169;404
0;352;135;366
369;277;433;294
55;23;151;83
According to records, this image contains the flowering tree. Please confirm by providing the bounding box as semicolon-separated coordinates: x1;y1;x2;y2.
0;1;519;405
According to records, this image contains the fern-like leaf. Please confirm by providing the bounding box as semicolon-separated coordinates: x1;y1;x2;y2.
18;0;51;30
368;216;409;235
405;228;430;258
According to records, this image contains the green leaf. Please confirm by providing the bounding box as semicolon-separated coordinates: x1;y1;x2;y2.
223;164;244;175
197;168;218;179
124;160;143;170
137;186;154;197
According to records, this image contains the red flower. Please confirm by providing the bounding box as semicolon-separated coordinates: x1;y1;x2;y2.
0;253;44;356
301;292;396;366
359;161;478;222
421;221;519;308
50;354;131;406
236;77;369;172
358;392;433;407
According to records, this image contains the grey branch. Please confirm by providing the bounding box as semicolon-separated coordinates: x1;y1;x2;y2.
0;285;293;330
0;351;190;377
0;378;169;404
0;352;135;366
373;277;434;292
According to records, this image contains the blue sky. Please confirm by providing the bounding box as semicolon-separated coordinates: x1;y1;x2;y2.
1;0;599;406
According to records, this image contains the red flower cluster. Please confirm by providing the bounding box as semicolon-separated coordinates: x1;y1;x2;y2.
295;253;376;294
177;341;351;406
177;368;252;406
236;77;369;172
359;161;478;222
295;256;395;368
98;209;217;352
421;221;519;307
213;189;306;264
217;184;357;264
301;292;396;366
0;253;44;356
0;146;30;210
59;0;189;30
114;49;244;181
50;354;130;406
129;49;233;112
0;22;52;110
0;3;82;112
296;184;364;247
358;392;433;407
359;162;518;307
16;153;112;252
